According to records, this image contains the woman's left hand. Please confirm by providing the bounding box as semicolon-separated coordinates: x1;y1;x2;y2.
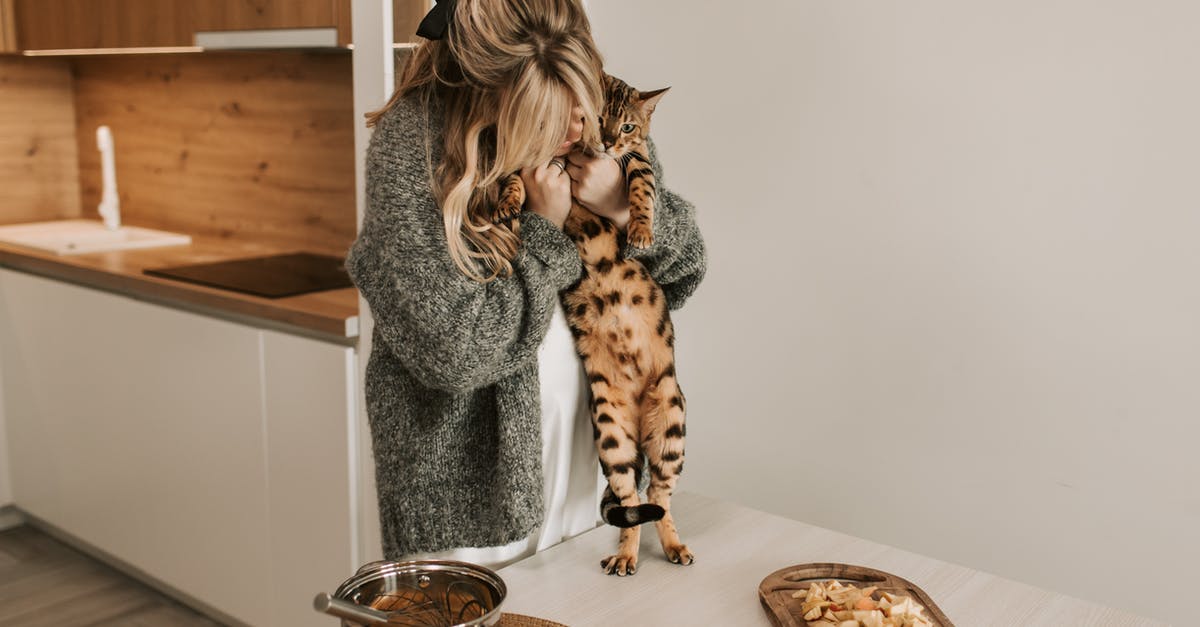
565;149;631;231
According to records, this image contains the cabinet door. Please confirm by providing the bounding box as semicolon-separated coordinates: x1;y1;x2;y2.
12;0;191;50
0;269;273;627
188;0;340;33
1;1;16;53
333;0;429;47
10;0;428;51
262;329;357;627
0;269;362;626
394;0;429;44
12;0;342;50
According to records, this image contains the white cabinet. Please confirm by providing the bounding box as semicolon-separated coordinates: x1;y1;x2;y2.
0;268;271;624
262;328;358;627
0;363;11;510
0;268;359;627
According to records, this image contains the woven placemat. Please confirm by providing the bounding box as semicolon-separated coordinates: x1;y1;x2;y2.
497;612;569;627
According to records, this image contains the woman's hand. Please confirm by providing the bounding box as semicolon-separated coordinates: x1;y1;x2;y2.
565;149;632;230
521;158;572;229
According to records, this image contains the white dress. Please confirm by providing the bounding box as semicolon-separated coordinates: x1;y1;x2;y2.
401;301;605;570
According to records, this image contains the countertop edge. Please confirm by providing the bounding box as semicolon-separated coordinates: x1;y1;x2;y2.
0;247;359;346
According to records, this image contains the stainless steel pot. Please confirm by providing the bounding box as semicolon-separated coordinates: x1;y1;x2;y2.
315;560;507;627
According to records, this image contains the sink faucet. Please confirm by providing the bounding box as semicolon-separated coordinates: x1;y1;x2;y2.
97;125;121;231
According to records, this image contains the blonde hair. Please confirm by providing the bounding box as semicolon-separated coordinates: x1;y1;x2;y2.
367;0;604;282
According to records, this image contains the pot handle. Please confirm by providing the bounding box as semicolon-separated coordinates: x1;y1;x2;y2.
313;592;390;626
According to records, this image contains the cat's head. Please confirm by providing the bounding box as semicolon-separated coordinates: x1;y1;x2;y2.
593;74;669;158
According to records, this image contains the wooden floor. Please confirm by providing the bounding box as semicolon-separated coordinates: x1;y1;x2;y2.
0;524;226;626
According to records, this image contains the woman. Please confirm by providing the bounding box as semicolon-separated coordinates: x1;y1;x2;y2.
346;0;707;569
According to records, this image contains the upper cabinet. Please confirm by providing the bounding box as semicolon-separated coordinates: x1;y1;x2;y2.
5;0;428;52
392;0;428;45
0;1;17;53
14;0;200;50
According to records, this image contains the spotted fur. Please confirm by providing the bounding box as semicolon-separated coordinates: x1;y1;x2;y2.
491;75;687;576
560;202;693;576
493;75;668;250
569;76;688;576
595;74;667;249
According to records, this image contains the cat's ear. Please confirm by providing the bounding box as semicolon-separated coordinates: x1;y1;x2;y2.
638;87;670;117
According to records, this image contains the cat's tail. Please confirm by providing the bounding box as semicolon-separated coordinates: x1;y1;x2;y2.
600;486;665;528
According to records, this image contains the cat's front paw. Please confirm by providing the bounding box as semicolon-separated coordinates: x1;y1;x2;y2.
493;196;523;223
601;553;639;576
665;544;694;566
626;222;654;249
493;175;525;223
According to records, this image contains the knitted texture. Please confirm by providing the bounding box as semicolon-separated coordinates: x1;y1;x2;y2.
345;91;707;557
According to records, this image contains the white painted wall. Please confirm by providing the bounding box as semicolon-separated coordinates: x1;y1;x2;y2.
587;2;1199;624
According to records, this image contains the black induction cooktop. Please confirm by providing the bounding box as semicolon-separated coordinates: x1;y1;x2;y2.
144;252;353;299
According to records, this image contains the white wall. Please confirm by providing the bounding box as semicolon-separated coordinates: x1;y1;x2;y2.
588;2;1199;624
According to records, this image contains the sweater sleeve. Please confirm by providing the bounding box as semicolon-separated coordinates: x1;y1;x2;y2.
619;137;708;311
346;98;583;393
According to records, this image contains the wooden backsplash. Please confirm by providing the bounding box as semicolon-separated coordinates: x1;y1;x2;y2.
72;51;357;256
0;56;81;223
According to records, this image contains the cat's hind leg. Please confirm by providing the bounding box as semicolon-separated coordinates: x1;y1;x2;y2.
591;382;658;576
642;366;694;566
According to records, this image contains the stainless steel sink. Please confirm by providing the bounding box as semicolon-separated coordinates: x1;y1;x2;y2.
0;219;192;255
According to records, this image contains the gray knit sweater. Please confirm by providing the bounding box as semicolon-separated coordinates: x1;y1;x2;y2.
345;90;707;558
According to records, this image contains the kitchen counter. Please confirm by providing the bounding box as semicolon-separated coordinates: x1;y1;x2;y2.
498;492;1165;626
0;233;358;344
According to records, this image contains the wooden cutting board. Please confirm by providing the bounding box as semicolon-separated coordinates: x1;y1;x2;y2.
759;563;954;627
497;613;569;627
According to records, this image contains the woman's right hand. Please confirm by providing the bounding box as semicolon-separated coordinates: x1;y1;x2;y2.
521;158;572;229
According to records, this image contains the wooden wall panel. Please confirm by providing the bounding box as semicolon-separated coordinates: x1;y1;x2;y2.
0;57;81;224
71;51;356;256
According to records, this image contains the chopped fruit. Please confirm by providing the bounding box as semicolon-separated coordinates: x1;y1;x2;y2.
793;580;934;627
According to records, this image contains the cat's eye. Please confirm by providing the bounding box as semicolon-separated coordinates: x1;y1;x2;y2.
620;123;637;133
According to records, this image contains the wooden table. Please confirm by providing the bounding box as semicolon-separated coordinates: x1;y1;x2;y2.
498;493;1164;627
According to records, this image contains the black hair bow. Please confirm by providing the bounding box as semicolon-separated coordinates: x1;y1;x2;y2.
416;0;458;40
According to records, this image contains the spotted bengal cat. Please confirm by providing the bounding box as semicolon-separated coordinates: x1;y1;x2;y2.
494;74;690;576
